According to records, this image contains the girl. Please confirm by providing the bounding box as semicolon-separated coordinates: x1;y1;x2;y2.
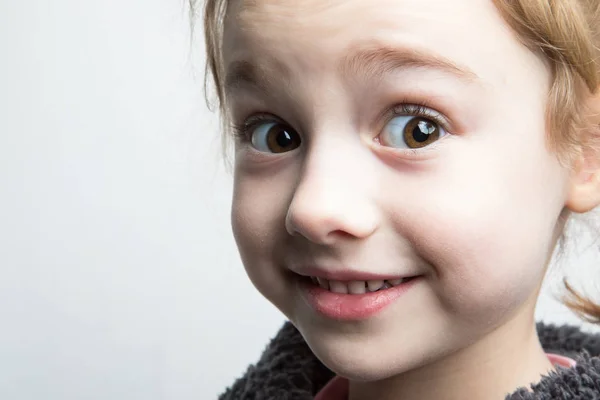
200;0;600;398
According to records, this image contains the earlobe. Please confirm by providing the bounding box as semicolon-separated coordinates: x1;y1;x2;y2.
565;147;600;214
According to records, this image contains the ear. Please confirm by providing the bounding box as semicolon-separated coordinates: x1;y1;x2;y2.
565;90;600;214
565;151;600;213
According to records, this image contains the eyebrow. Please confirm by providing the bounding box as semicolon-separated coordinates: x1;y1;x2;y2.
223;44;480;97
340;45;480;84
224;60;276;98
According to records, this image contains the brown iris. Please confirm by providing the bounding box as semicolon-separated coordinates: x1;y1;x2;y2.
262;123;301;153
403;118;440;149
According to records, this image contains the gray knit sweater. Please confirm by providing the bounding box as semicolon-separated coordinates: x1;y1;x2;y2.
219;321;600;399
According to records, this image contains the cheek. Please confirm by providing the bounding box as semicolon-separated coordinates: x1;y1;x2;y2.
231;174;284;264
389;146;566;318
424;209;548;318
231;155;294;241
230;164;295;308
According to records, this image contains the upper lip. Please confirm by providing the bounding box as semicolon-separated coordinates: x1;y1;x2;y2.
291;266;420;282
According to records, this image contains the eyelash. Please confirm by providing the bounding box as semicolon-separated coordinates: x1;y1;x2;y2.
388;101;449;132
231;101;450;144
231;114;275;143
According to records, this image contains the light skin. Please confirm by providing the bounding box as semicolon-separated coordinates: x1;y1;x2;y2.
221;0;600;399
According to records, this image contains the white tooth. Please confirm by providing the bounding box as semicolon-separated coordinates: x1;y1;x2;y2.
367;280;384;292
389;279;403;286
311;276;318;285
317;277;329;290
348;281;366;294
329;280;348;294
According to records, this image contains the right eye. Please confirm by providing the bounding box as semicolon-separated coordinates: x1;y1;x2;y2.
250;121;302;154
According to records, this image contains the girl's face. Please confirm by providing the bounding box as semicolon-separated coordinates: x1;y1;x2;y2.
224;0;571;380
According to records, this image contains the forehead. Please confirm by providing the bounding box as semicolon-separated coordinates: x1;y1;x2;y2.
222;0;543;95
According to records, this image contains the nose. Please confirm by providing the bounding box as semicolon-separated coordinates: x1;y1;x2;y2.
284;153;380;245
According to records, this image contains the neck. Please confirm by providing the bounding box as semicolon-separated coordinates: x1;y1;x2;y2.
349;314;555;400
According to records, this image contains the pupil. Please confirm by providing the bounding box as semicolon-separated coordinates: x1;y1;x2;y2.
412;120;435;143
276;130;293;148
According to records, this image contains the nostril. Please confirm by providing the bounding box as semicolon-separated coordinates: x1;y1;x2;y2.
330;230;354;239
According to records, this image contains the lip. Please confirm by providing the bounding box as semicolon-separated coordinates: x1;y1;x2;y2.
296;275;422;321
292;266;417;282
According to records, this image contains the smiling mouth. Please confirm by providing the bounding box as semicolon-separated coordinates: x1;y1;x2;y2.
303;276;419;294
296;273;422;320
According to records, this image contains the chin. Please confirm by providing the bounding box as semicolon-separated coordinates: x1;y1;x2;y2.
299;327;430;382
314;347;416;382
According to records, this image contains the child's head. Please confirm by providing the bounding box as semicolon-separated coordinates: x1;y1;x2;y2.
202;0;600;381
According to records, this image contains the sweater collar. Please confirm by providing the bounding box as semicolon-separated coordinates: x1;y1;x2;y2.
219;322;600;400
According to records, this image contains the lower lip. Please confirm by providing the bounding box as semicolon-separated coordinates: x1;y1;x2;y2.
298;276;421;321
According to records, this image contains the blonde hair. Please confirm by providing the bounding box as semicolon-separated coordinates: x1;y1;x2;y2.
195;0;600;322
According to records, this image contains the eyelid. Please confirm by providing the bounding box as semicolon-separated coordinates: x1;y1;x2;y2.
246;113;282;130
389;103;451;133
231;113;282;141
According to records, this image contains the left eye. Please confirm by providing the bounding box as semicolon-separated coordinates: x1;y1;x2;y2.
379;116;446;149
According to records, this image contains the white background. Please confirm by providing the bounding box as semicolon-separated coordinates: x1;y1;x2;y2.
1;1;600;399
